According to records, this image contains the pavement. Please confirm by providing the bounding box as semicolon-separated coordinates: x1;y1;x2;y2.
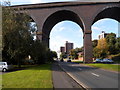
52;61;83;89
56;61;119;89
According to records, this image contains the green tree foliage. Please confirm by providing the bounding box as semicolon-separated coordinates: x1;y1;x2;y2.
46;50;57;62
70;49;78;59
92;39;98;48
93;38;108;59
2;3;33;67
2;2;58;66
115;37;120;54
69;47;83;59
60;52;67;59
106;33;116;55
51;51;57;58
74;47;83;52
93;33;120;59
28;22;37;38
30;40;57;64
30;40;48;64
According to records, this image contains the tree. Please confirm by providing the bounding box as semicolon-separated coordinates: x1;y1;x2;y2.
92;39;98;48
60;52;67;59
30;40;48;64
115;37;120;54
70;47;84;59
2;2;58;66
51;51;57;58
46;50;57;62
92;39;98;58
106;33;116;55
93;38;108;59
69;49;78;59
2;3;33;67
74;47;83;52
28;22;37;39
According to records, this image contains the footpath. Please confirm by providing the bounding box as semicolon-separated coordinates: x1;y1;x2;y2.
52;61;82;89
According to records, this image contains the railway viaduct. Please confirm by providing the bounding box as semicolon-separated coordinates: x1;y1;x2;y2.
11;1;120;63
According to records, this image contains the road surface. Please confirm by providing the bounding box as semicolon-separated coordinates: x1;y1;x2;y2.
52;62;83;89
58;61;119;89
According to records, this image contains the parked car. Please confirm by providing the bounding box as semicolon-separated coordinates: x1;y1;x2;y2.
102;59;114;63
95;59;103;63
0;62;13;72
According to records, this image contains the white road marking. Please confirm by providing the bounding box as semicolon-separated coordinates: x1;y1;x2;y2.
91;73;100;77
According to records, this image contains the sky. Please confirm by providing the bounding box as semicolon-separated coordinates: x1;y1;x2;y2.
1;0;120;52
1;0;119;5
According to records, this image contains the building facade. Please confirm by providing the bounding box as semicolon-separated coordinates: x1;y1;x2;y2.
60;47;65;53
98;31;109;39
65;41;73;54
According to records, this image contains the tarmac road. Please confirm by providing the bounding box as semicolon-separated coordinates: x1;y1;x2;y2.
52;62;83;89
58;61;119;89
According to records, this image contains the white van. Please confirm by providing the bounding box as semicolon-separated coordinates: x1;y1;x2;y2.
0;62;13;72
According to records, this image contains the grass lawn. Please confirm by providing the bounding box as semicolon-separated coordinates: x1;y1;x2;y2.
2;63;53;88
71;60;83;63
71;59;119;72
85;63;120;72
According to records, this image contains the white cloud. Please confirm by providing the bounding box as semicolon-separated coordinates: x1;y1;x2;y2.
92;26;102;31
92;26;102;40
53;27;65;32
59;27;65;32
50;34;83;52
50;35;69;51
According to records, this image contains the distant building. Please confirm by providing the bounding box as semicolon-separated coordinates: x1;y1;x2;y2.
59;41;74;58
98;31;109;39
60;47;65;53
65;41;73;54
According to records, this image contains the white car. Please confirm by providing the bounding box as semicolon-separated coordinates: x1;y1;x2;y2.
103;59;114;63
95;59;103;63
0;62;13;72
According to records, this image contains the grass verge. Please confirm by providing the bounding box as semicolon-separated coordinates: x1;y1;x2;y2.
85;63;120;72
71;60;83;63
2;63;53;88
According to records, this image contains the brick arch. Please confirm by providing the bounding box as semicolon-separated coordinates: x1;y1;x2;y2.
14;10;36;22
11;2;120;63
42;10;84;47
92;6;120;25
